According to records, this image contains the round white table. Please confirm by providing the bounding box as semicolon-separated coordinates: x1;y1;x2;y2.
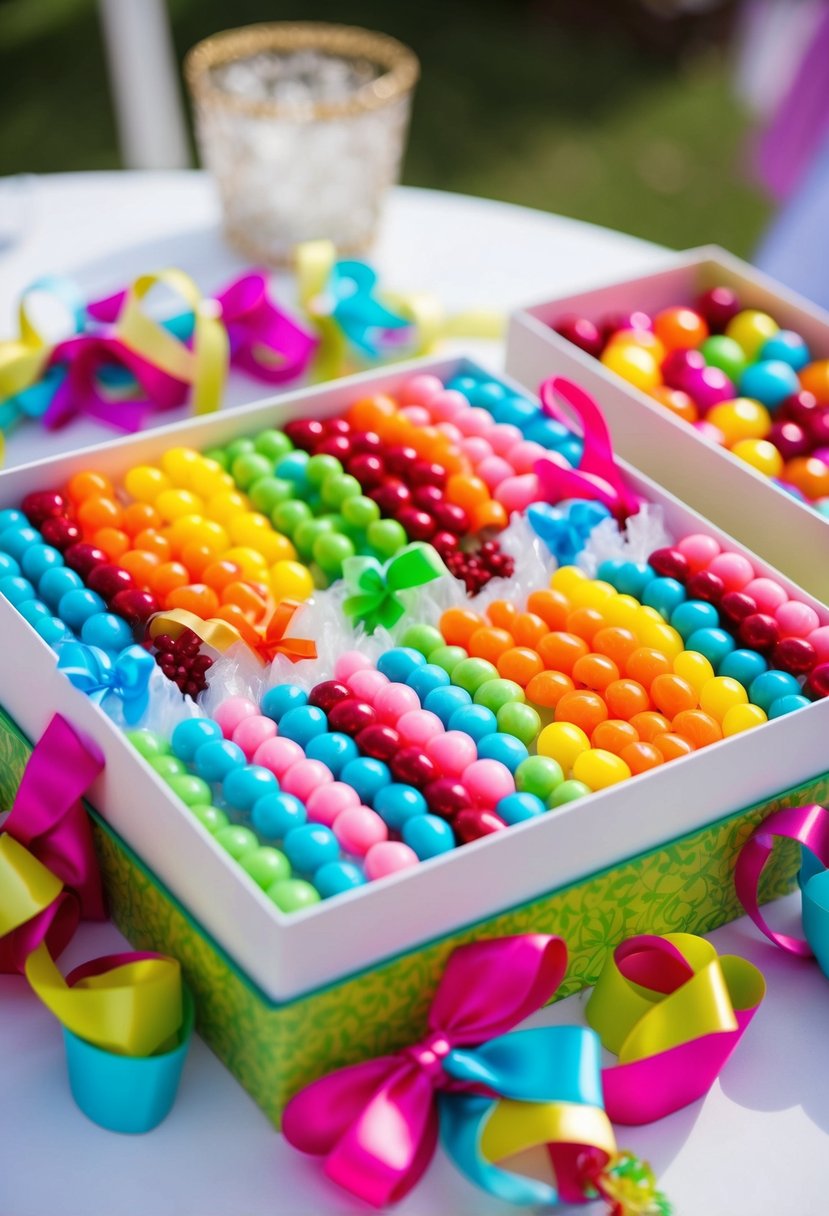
1;173;826;1216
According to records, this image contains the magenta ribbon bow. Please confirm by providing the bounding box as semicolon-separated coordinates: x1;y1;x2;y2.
534;377;642;521
0;714;105;973
282;935;567;1207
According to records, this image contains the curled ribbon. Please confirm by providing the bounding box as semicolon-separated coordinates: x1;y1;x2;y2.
147;607;246;654
342;542;447;633
535;377;643;522
57;641;155;725
588;933;766;1125
735;803;829;977
0;713;188;1127
283;936;626;1210
256;600;317;664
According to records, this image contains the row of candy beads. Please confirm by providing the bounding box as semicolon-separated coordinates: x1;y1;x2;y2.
444;369;584;466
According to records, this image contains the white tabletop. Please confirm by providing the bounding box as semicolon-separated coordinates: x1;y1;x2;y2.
1;173;825;1216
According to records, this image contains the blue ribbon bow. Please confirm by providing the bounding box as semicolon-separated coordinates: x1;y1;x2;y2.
57;642;155;725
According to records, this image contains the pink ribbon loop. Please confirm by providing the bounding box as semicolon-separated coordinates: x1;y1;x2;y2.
534;377;642;521
282;935;567;1207
215;271;318;384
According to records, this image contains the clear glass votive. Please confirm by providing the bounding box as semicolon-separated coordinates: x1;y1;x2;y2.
185;22;419;264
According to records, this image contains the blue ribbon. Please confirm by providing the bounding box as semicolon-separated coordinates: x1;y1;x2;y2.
328;261;410;357
57;642;155;725
798;847;829;978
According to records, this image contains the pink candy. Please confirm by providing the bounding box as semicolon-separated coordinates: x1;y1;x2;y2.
677;533;721;573
253;736;304;776
477;455;515;490
495;473;541;514
425;730;477;777
400;374;444;408
231;714;276;759
333;806;388;855
346;668;389;703
364;840;419;880
459;436;494;464
462;759;515;807
214;695;258;737
281;759;333;802
428;389;467;422
334;651;373;682
807;626;829;662
397;709;444;747
776;601;821;638
707;551;754;591
507;440;547;474
306;781;361;826
374;682;421;725
455;407;494;438
489;424;524;456
400;405;432;427
744;577;788;615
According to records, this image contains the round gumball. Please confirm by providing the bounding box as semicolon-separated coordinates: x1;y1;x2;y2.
725;310;779;359
650;386;697;423
696;286;741;332
706;398;771;445
731;439;783;478
601;342;661;392
799;360;829;405
739;360;800;410
699;335;748;383
653;306;708;352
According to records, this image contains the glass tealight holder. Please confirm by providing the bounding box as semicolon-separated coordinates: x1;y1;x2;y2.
185;22;419;264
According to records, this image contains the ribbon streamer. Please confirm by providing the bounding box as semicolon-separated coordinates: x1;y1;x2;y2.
342;542;447;633
57;641;155;725
735;803;829;977
255;599;317;664
535;378;643;522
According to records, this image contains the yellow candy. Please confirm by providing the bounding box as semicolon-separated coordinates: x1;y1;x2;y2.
721;703;768;736
731;438;783;478
155;488;204;522
602;595;641;631
161;447;202;486
725;310;779;359
222;546;268;579
567;579;617;611
270;559;315;602
124;465;170;503
699;676;748;722
707;398;772;446
673;651;715;695
228;514;297;564
189;457;235;499
206;490;249;525
636;617;684;660
550;566;589;597
601;341;662;392
537;721;590;774
164;514;229;555
608;329;666;363
572;747;632;790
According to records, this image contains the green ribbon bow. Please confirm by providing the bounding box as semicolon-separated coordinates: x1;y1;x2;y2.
342;543;447;633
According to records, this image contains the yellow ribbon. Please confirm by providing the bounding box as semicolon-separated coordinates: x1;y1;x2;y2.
148;607;245;653
0;284;59;400
481;1097;617;1164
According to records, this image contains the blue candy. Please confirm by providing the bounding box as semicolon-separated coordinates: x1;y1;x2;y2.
34;616;70;645
0;575;36;607
476;732;529;772
759;331;811;371
315;860;366;898
277;705;328;746
407;663;451;701
222;764;278;810
171;717;224;762
58;588;106;629
0;552;21;578
0;524;39;559
193;739;246;783
81;612;134;652
374;783;427;829
252;791;306;840
467;380;508;411
340;757;392;804
749;669;802;711
21;543;64;583
739;359;800;409
305;731;359;776
684;627;735;668
0;509;26;532
39;566;83;606
496;792;546;824
768;693;812;718
719;648;768;687
17;599;51;626
643;576;686;619
283;824;339;874
448;704;497;741
261;683;308;721
671;599;720;639
488;395;537;429
524;415;571;449
423;685;472;725
376;646;426;683
403;814;455;860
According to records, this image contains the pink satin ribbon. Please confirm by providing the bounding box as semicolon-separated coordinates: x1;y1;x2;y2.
0;714;105;973
535;377;643;521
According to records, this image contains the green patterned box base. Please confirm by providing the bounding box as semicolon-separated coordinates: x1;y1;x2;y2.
0;706;819;1129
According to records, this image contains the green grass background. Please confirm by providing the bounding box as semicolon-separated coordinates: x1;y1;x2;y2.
0;0;773;256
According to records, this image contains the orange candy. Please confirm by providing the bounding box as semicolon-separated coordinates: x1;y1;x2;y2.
120;549;162;587
150;561;191;600
165;584;221;618
620;741;665;774
180;541;218;579
77;496;123;533
592;719;639;755
122;502;161;536
487;600;519;631
653;306;708;352
348;394;397;432
511;612;550;649
472;500;508;532
592;627;639;669
93;527;130;561
604;678;650;720
650;386;698;424
441;607;484;648
133;528;171;560
629;710;672;742
653;732;695;762
446;474;490;514
555;690;609;735
650;674;698;718
526;589;570;631
538;631;590;675
672;709;723;749
221;580;269;621
497;647;545;686
203;559;245;594
468;626;515;663
565;607;605;645
799;360;829;405
67;470;114;504
626;646;672;688
572;653;620;691
525;670;575;708
782;456;829;501
214;603;263;647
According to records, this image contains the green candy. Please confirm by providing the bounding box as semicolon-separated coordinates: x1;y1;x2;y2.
127;729;170;759
272;500;312;535
254;429;293;462
231;451;272;489
515;755;565;801
190;804;230;834
167;773;213;806
225;437;256;462
699;335;747;383
474;678;525;713
342;494;380;529
313;531;355;575
548;779;591;808
266;878;321;913
214;825;259;860
306;454;343;486
203;447;229;470
320;472;362;509
453;657;498;694
497;701;541;746
400;623;444;657
429;644;468;675
148;754;187;779
367;518;407;558
249;476;294;514
294;517;334;558
241;846;291;889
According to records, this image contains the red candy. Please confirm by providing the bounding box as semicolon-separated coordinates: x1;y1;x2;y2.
307;680;351;712
661;348;704;390
806;663;829;699
391;748;439;788
40;517;81;551
771;637;817;675
720;591;757;626
410;460;447;489
348;454;385;488
22;491;66;525
64;542;109;576
370;480;411;515
384;445;419;476
423;778;473;819
327;699;377;736
649;547;689;582
695;286;741;332
433;502;469;534
554;316;604;357
110;588;159;627
86;563;135;600
739;613;780;651
284;418;324;449
454;808;507;842
355;725;401;762
686;571;725;604
397;508;436;542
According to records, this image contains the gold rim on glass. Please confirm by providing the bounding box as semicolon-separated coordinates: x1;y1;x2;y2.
185;22;420;120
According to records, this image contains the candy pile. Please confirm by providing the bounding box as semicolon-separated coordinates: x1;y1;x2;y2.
553;288;829;514
1;367;826;913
